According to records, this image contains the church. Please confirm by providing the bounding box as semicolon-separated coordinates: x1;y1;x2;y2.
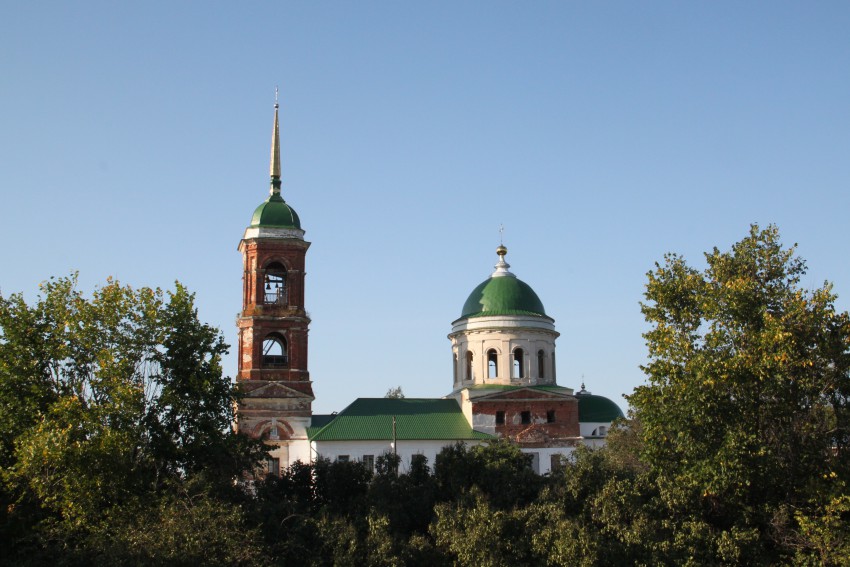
235;101;623;475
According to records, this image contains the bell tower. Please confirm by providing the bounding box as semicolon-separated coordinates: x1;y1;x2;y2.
236;97;313;467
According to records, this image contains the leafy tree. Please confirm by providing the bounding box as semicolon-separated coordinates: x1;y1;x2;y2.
431;488;536;566
630;225;850;562
87;493;267;566
0;275;264;559
368;452;437;537
434;441;541;509
384;386;405;399
313;457;372;515
793;492;850;566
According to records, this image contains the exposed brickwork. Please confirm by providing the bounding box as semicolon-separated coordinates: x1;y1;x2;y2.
237;235;313;440
471;394;580;448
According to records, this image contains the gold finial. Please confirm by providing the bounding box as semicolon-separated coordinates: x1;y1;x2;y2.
269;88;281;192
496;225;508;257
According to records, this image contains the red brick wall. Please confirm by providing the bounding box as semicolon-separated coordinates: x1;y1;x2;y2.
237;236;314;433
473;397;580;446
238;238;311;383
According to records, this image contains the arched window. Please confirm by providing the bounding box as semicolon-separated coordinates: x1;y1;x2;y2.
264;262;287;305
262;333;288;368
512;348;525;379
487;349;498;378
465;351;474;381
453;353;458;383
551;351;556;380
537;349;545;379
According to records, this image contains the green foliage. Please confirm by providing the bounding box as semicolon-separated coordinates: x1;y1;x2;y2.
794;492;850;566
434;441;541;509
0;275;264;561
384;386;405;399
369;452;437;537
432;488;536;567
87;493;267;566
630;224;850;562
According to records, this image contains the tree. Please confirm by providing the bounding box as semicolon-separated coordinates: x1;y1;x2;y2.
0;275;264;558
431;488;536;566
630;225;850;562
433;441;541;510
384;386;405;399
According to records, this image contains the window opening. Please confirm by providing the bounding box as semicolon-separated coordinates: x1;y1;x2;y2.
550;454;564;473
537;349;545;379
547;410;556;423
363;455;375;472
521;411;531;424
266;457;280;477
513;348;525;379
529;452;540;474
264;262;287;305
487;349;498;378
337;455;350;463
262;334;289;368
495;411;505;425
453;353;458;383
552;351;556;380
465;351;474;381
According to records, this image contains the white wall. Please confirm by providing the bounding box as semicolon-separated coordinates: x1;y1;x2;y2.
312;439;487;474
449;315;559;390
520;447;576;474
311;440;578;475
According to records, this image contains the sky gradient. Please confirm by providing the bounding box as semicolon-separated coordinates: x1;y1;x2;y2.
3;2;849;414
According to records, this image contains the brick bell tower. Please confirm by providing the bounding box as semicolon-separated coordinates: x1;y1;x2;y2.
236;96;313;468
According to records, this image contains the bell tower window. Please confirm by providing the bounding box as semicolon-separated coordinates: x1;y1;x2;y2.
264;262;287;305
512;348;525;379
465;351;474;381
262;333;289;368
537;349;545;379
487;349;498;378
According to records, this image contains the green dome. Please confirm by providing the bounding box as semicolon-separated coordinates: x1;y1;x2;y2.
250;194;301;229
460;276;547;319
577;393;624;422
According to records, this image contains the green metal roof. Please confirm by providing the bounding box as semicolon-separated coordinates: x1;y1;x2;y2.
306;414;337;437
460;275;547;319
577;394;625;422
250;194;302;229
309;398;494;442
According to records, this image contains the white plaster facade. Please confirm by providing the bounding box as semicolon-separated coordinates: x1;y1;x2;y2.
579;421;612;449
448;314;560;389
311;440;487;474
258;417;312;467
310;439;573;476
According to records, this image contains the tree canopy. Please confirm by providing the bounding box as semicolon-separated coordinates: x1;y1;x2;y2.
0;275;265;564
629;224;850;563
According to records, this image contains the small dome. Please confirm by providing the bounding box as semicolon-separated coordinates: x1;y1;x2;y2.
459;246;547;319
576;393;624;423
250;194;301;229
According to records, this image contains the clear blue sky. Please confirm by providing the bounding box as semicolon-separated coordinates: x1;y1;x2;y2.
3;2;849;414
